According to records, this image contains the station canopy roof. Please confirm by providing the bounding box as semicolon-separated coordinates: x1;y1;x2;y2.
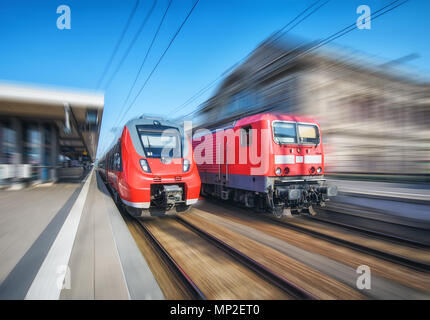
0;82;104;162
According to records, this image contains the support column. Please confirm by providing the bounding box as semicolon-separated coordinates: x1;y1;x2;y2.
0;121;3;164
39;123;45;182
51;125;58;182
10;118;23;189
11;118;23;165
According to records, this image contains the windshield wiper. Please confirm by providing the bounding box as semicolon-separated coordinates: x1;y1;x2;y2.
145;135;153;155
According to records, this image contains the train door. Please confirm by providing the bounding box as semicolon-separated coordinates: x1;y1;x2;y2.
216;136;229;200
112;142;121;188
222;138;229;185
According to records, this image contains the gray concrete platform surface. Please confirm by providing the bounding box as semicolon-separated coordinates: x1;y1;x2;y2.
328;179;430;203
326;179;430;223
0;170;163;300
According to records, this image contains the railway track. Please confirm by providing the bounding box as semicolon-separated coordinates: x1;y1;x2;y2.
268;216;430;273
302;214;430;249
134;215;315;300
198;197;430;273
102;173;346;299
134;218;207;300
174;216;315;300
107;179;429;298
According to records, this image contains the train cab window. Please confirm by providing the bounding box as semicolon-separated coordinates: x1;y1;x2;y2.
240;126;252;146
273;122;297;144
137;126;182;158
298;124;320;145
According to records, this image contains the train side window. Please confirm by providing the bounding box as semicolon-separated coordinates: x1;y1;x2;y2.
109;150;115;170
114;143;122;172
117;143;123;172
114;153;120;171
240;125;252;146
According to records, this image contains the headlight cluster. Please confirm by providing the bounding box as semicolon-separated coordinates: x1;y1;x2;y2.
310;166;323;174
140;159;151;173
183;159;190;172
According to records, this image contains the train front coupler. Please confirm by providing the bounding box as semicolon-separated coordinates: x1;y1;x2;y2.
302;184;338;215
272;183;338;216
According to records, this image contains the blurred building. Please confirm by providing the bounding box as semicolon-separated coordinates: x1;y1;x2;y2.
191;39;430;176
0;82;103;187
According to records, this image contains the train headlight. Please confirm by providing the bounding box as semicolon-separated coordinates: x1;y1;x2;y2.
317;167;322;174
288;189;301;201
183;159;190;172
140;159;151;173
275;167;282;176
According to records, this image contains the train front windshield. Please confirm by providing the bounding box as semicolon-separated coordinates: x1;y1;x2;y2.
273;121;320;145
137;126;182;158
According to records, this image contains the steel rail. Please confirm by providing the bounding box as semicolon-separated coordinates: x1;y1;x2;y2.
303;214;430;249
269;217;430;273
199;195;430;272
102;173;206;300
176;216;317;300
135;219;207;300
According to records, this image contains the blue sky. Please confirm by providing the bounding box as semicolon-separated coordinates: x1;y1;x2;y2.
0;0;429;157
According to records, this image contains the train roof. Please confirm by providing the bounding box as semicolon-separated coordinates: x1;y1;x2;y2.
235;112;320;128
100;116;187;161
99;116;184;160
125;116;182;130
192;112;320;139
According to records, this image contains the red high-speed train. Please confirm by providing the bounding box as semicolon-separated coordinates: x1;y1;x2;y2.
192;112;337;217
98;116;201;216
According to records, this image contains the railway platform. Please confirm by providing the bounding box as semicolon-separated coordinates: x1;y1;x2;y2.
0;169;164;300
326;179;430;224
329;179;430;203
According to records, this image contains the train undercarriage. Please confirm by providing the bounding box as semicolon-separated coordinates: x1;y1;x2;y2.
201;178;338;218
108;182;191;217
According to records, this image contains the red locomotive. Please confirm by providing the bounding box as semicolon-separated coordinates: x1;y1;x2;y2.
98;116;201;216
192;112;337;217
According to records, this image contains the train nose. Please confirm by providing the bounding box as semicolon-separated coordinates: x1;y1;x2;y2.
146;158;183;176
160;156;172;164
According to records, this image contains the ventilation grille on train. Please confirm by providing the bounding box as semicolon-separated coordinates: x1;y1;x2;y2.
153;177;162;182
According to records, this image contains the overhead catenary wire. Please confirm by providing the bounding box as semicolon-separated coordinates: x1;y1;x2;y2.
183;0;408;120
103;0;157;90
95;0;140;89
294;0;409;59
169;0;329;118
169;61;240;116
270;0;329;43
120;0;173;119
115;0;200;127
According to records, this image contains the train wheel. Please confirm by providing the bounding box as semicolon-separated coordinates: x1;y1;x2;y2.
270;205;283;218
114;192;120;205
271;205;292;218
308;205;317;216
176;204;192;214
283;207;293;218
